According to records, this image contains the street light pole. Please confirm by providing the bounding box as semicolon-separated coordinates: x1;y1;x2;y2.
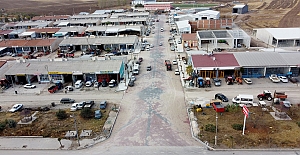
215;112;218;146
71;114;80;146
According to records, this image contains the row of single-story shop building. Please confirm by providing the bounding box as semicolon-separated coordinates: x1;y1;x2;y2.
1;51;300;85
0;35;139;55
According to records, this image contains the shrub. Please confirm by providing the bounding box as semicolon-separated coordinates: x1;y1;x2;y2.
56;109;68;120
0;122;6;131
80;108;94;119
205;124;216;132
6;119;16;128
232;124;243;130
225;104;239;112
297;122;300;127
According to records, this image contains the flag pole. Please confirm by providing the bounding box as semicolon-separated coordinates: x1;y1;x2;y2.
242;114;246;135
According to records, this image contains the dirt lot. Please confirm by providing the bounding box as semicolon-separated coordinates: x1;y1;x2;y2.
196;104;300;149
1;0;130;15
0;107;110;138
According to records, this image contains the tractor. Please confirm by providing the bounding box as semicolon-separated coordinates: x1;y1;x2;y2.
257;90;273;101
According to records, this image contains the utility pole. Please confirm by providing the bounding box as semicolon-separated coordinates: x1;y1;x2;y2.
71;114;80;146
215;112;218;146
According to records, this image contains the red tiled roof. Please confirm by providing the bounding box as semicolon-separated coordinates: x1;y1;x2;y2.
27;28;61;33
0;40;28;47
0;39;57;47
182;33;197;41
192;53;239;68
0;30;13;35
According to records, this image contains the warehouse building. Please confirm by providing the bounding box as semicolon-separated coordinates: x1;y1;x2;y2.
254;28;300;47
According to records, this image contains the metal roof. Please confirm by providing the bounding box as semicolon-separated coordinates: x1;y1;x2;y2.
59;36;137;46
85;25;142;32
264;28;300;39
233;52;288;67
5;59;123;75
278;52;300;66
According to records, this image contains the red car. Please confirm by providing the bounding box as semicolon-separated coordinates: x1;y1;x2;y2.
138;57;143;62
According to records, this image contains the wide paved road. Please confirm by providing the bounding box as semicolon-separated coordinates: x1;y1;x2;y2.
97;14;199;147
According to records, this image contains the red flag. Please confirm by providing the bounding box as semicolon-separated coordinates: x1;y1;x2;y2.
242;105;249;117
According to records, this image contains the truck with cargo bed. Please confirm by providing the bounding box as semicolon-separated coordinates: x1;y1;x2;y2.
211;99;225;113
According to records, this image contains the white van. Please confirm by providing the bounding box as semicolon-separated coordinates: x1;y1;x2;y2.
133;64;139;75
232;94;253;105
75;80;83;89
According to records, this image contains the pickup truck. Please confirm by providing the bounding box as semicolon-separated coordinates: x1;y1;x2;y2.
211;99;225;113
269;74;280;83
48;85;58;93
84;100;95;108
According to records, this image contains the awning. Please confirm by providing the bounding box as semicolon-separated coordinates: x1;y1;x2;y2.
58;22;70;26
106;28;119;33
0;47;7;51
53;32;68;37
19;31;35;37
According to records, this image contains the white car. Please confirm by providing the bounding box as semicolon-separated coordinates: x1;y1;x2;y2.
64;86;74;91
70;103;79;111
172;60;178;65
9;104;23;113
175;69;180;75
243;78;252;84
269;74;280;83
23;84;36;89
130;76;136;82
77;101;86;110
278;76;289;83
85;81;93;87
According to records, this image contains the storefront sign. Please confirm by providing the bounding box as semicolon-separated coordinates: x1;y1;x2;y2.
48;71;72;74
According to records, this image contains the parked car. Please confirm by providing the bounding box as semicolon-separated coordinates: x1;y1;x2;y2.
150;44;154;48
128;80;135;87
172;60;178;65
102;80;108;87
100;101;107;109
130;76;136;82
283;101;292;108
95;110;102;119
60;98;75;104
170;46;175;51
109;79;117;88
75;80;83;89
213;78;222;86
159;42;163;46
139;57;143;62
215;93;229;102
85;100;95;108
243;78;252;84
147;66;152;71
278;76;289;83
85;81;93;87
94;82;100;88
70;103;79;111
24;84;36;89
64;86;74;91
269;74;280;83
77;101;86;109
175;69;180;75
9;104;23;112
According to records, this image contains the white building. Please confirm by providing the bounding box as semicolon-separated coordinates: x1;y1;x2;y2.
254;28;300;47
132;0;156;5
195;10;220;20
176;20;191;34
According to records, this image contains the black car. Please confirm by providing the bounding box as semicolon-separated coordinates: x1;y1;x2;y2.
147;66;151;71
214;93;228;102
60;98;75;104
102;80;108;87
128;80;134;87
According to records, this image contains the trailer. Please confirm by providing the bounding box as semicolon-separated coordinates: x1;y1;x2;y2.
211;99;225;113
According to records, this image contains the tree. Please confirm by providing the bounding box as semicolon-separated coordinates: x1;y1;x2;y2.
186;65;193;76
56;109;68;120
80;108;94;119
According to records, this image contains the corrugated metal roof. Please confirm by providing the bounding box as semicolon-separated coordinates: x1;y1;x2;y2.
5;59;122;75
278;52;300;66
59;36;137;46
233;52;287;67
